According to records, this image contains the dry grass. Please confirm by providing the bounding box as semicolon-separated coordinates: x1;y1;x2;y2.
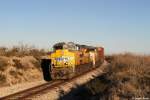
0;74;6;85
104;53;150;99
0;44;47;58
13;59;24;69
0;58;8;71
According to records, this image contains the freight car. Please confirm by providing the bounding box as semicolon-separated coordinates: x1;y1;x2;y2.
41;42;104;81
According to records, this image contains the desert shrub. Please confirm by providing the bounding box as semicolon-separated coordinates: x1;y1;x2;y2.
2;44;47;57
13;59;24;69
29;48;46;60
17;71;23;76
85;75;110;95
6;47;19;56
105;53;150;99
31;59;41;71
9;70;18;78
0;74;6;84
0;47;7;56
0;58;8;71
80;54;150;100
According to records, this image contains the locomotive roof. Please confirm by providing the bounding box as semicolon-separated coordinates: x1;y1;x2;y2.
53;42;97;50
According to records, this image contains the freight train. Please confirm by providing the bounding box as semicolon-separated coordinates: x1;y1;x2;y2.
41;42;104;81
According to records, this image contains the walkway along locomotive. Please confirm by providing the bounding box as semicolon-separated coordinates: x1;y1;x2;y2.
41;42;104;81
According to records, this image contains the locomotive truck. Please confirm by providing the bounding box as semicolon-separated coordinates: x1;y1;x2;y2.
41;42;104;81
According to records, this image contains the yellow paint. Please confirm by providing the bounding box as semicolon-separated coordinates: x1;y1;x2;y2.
51;49;75;68
50;48;101;68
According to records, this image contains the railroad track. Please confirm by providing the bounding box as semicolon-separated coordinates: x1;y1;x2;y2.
0;81;63;100
0;61;107;100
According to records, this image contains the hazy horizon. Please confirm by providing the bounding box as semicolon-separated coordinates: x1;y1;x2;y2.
0;0;150;54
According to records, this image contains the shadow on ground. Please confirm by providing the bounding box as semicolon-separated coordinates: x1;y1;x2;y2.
58;74;110;100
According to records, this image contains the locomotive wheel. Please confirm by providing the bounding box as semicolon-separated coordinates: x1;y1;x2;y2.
41;59;52;81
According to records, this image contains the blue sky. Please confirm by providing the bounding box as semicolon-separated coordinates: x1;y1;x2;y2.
0;0;150;54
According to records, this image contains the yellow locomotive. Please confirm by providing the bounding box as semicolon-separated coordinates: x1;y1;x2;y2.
41;42;104;81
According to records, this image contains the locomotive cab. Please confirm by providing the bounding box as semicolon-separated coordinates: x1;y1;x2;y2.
50;42;76;79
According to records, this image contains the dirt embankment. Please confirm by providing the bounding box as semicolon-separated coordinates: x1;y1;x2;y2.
0;46;46;87
0;56;43;87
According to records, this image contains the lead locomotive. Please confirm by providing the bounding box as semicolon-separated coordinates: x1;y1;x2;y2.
41;42;104;81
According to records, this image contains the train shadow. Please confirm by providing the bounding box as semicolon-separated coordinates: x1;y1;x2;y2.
58;74;110;100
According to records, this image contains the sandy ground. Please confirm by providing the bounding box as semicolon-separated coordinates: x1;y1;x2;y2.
0;79;46;98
